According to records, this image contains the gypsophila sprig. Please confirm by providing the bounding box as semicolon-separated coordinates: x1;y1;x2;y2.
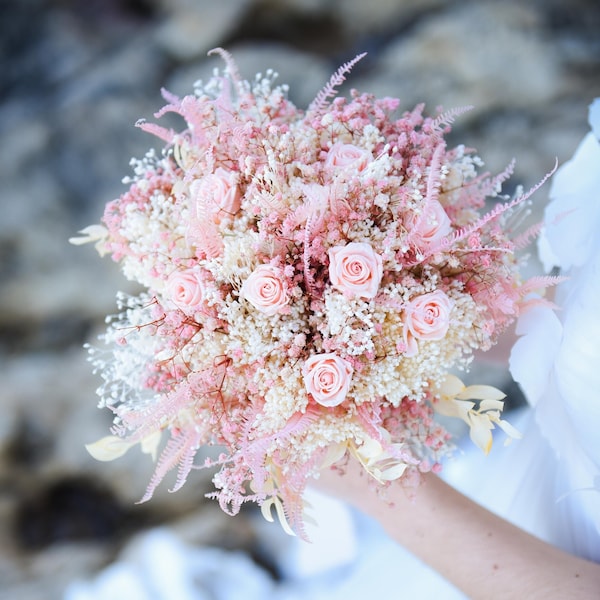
74;48;557;538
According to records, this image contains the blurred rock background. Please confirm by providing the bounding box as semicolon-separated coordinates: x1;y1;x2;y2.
1;0;599;597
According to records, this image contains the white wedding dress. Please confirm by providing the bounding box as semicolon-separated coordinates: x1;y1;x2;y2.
497;96;600;563
65;100;600;600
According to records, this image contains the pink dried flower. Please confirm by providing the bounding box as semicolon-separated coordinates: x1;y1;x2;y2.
325;142;371;172
189;167;241;225
303;353;354;407
166;269;207;313
241;264;290;315
407;199;452;248
405;290;454;338
328;242;383;299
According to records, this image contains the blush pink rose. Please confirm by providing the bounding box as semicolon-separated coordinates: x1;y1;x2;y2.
325;143;371;172
190;167;241;224
407;200;452;246
403;290;453;355
328;242;383;299
167;269;206;312
302;353;353;407
241;265;289;315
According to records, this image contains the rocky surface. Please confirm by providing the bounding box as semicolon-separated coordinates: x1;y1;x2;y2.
1;0;599;597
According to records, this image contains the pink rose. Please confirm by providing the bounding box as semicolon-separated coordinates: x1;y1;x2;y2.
302;353;353;407
241;265;289;315
328;242;383;299
167;269;206;312
325;143;371;172
403;290;453;355
407;200;452;246
190;167;241;224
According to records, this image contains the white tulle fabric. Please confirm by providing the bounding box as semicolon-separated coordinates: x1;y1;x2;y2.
503;98;600;562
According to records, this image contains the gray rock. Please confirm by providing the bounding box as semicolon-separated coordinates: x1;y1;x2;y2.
156;0;254;60
353;3;565;120
333;0;446;35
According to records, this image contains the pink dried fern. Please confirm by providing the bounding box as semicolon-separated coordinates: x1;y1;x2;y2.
140;426;203;502
426;163;557;260
307;53;367;116
430;105;474;133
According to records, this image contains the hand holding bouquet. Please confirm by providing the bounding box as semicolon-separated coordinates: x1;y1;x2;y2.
74;49;555;537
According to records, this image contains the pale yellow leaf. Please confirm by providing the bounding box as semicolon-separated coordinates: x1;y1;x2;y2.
85;435;134;461
468;415;494;455
496;418;522;440
432;397;462;418
320;442;347;468
377;462;408;481
261;498;276;523
140;431;162;461
68;225;108;245
356;437;383;461
272;496;296;537
438;373;465;397
454;399;476;421
457;385;506;401
479;399;505;412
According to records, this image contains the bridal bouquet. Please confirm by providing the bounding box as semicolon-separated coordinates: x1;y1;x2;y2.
74;49;553;537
